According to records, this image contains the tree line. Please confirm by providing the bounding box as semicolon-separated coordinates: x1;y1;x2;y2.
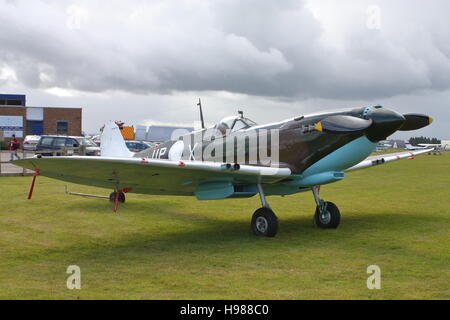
409;136;441;145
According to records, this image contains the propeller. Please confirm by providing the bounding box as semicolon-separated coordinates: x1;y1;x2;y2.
399;113;433;131
315;115;373;133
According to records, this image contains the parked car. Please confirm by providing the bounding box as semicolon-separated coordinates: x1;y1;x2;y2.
23;135;41;151
125;140;152;152
36;136;100;156
91;134;101;146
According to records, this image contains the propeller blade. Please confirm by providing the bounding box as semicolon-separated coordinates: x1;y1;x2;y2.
399;113;433;131
316;115;373;133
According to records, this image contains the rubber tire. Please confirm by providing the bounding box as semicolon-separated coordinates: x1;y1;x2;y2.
109;191;126;203
251;208;278;237
314;201;340;229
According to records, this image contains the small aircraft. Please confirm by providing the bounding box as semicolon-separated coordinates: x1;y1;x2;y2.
418;143;447;153
417;143;444;148
405;143;429;150
406;142;447;153
13;105;433;237
420;143;447;155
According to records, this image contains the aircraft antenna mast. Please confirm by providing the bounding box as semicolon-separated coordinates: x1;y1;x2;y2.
197;98;205;129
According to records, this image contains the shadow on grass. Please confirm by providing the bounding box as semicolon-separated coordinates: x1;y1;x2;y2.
61;198;225;225
49;194;440;233
8;184;442;265
28;204;440;265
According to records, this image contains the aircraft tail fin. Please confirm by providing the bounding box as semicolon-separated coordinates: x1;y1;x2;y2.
100;121;134;157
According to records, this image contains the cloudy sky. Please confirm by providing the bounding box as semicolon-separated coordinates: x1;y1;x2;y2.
0;0;449;139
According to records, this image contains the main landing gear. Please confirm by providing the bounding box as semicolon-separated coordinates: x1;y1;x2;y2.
251;184;278;237
109;190;126;212
311;186;340;229
109;191;126;203
250;184;341;237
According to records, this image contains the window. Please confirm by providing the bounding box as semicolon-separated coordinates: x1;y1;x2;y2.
7;100;22;105
40;137;53;147
54;138;67;147
78;138;97;146
135;143;147;150
243;117;257;127
215;116;257;134
232;119;249;132
56;121;68;135
65;138;78;147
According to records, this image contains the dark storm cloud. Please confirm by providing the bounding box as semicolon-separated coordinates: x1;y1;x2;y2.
1;0;450;101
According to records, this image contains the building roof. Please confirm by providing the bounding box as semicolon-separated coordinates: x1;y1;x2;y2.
0;105;81;109
387;139;407;148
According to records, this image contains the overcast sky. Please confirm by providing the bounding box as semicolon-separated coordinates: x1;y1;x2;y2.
0;0;449;139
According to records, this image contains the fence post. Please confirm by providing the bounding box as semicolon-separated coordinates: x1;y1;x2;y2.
22;149;25;176
22;149;27;176
79;145;86;156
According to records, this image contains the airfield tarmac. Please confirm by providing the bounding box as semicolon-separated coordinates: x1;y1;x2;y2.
0;151;34;176
0;152;448;299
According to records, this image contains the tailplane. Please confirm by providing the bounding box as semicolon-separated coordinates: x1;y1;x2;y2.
100;121;134;157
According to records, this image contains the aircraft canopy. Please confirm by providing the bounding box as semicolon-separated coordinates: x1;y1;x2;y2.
214;116;257;135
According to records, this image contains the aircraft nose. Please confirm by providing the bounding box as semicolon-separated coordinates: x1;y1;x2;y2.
365;107;406;142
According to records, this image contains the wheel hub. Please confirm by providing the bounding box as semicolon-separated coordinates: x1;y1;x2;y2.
319;210;331;224
255;216;268;233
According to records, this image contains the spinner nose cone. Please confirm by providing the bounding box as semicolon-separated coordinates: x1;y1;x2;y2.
399;113;433;131
365;108;406;142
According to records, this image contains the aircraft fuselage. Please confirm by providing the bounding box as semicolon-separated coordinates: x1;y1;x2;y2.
137;106;406;175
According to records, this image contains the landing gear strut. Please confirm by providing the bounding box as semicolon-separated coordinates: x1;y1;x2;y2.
251;184;278;237
311;186;340;229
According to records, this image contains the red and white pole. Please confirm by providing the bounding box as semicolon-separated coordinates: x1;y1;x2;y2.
27;169;40;200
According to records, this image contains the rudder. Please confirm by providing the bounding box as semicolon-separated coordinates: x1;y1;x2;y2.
100;121;134;157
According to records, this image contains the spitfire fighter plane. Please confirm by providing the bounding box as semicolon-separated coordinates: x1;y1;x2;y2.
13;105;433;237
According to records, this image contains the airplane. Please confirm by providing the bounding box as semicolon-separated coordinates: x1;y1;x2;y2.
13;105;434;237
406;142;447;153
417;143;447;152
405;143;429;150
419;143;447;155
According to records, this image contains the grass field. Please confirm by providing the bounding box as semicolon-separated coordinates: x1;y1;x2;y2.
0;152;449;300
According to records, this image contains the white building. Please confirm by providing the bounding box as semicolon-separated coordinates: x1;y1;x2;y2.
441;140;450;150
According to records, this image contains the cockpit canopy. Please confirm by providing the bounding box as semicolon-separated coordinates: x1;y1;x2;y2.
214;116;257;135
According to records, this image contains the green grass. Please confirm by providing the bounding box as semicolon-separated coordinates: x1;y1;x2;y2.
0;153;449;299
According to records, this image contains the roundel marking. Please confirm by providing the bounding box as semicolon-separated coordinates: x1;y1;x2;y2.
168;140;184;160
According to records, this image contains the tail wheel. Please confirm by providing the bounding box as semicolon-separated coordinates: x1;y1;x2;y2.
251;208;278;237
109;191;126;203
314;201;340;229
